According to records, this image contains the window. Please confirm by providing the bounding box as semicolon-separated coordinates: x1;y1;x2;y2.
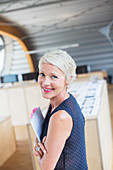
0;35;5;73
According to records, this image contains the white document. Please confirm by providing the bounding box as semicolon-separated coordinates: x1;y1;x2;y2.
30;107;44;142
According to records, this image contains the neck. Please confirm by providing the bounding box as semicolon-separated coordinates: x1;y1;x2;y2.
50;90;69;112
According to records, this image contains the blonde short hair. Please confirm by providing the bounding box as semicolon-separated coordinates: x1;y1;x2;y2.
38;50;76;82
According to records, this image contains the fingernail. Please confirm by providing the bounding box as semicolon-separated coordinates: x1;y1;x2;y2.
44;150;46;154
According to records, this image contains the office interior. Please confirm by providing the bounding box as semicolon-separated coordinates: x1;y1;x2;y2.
0;0;113;170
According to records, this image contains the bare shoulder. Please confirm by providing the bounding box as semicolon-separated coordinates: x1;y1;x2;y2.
49;110;73;139
51;110;72;123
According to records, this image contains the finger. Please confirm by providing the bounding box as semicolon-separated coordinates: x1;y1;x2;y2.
35;144;44;156
35;145;43;156
38;148;43;157
33;147;40;156
42;136;47;143
33;146;43;157
38;142;47;154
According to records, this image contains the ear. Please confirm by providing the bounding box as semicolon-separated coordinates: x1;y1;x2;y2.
65;76;72;85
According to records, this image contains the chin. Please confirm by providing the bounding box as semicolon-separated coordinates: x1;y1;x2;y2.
42;92;52;99
42;95;51;99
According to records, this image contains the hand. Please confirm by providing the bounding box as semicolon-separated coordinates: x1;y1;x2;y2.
33;136;47;159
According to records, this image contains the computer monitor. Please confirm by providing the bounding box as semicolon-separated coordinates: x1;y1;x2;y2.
3;74;18;84
76;65;88;74
22;71;39;82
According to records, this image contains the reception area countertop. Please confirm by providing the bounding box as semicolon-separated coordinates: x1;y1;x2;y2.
69;80;104;118
0;115;10;123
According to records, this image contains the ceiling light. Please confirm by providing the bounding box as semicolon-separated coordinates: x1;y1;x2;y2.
26;43;79;54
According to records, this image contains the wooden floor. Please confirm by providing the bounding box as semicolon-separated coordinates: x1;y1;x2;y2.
0;140;33;170
0;84;113;170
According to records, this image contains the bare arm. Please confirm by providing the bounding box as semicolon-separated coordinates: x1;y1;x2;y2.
38;110;73;170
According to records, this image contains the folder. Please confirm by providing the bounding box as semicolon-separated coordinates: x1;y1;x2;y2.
30;107;44;142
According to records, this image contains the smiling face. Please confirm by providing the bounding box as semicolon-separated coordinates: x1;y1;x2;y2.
38;63;68;101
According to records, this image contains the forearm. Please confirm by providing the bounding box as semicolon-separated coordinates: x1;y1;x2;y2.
38;157;45;170
33;137;52;169
38;156;54;170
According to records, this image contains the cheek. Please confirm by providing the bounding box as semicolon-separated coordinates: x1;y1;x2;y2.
57;79;66;88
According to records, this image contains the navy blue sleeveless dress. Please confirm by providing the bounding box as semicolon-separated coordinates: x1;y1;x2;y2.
41;93;88;170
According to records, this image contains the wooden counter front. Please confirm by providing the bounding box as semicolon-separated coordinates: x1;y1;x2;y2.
0;116;16;167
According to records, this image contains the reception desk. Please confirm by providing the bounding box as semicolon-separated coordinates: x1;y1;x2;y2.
76;80;112;170
0;115;16;167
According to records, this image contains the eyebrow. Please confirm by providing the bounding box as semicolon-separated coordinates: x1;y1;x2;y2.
50;72;57;74
39;70;58;75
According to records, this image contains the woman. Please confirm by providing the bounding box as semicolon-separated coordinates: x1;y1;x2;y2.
33;50;88;170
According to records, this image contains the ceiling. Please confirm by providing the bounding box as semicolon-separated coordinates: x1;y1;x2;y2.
0;0;113;76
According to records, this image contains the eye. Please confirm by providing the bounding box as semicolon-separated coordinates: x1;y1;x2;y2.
39;73;45;77
51;75;57;79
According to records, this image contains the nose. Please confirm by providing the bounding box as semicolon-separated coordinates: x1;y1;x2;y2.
43;77;50;86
